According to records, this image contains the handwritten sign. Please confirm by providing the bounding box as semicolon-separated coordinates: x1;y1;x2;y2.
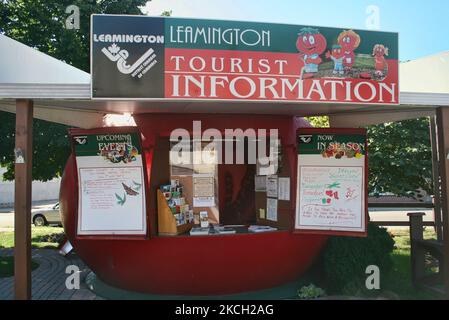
72;132;147;236
295;130;367;235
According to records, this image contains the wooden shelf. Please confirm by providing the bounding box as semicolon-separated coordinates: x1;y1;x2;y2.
157;189;193;236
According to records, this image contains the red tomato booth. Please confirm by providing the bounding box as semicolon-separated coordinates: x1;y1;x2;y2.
58;15;395;295
60;114;332;295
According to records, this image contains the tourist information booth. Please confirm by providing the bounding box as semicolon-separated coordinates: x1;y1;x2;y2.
1;15;449;299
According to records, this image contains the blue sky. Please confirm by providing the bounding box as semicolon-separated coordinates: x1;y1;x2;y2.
142;0;449;61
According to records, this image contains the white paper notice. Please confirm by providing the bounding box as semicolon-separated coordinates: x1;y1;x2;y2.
267;198;278;221
193;174;215;207
77;161;146;235
74;133;147;236
295;132;366;234
255;176;267;192
297;166;364;231
266;175;278;198
278;177;290;201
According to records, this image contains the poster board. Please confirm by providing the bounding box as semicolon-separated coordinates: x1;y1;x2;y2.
192;174;215;207
71;128;147;236
295;128;367;236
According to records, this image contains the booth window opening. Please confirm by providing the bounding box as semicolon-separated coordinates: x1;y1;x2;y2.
152;135;292;237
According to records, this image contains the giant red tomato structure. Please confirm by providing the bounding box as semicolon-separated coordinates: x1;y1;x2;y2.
60;114;327;295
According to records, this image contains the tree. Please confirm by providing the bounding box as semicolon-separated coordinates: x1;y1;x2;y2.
367;118;432;196
305;116;433;196
0;0;148;181
306;116;330;128
0;112;73;181
0;0;148;72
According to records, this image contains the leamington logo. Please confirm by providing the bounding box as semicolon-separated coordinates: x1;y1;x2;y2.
170;121;279;173
74;136;87;145
101;43;157;78
299;135;312;144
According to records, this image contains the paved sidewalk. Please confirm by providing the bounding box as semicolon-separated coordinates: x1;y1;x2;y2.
0;248;103;300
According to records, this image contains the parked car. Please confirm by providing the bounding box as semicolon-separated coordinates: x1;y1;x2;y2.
31;203;62;226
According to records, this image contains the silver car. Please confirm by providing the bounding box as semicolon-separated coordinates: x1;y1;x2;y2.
31;203;62;226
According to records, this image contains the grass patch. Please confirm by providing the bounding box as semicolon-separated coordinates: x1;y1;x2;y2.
312;226;442;300
381;227;441;300
0;256;39;278
0;226;64;249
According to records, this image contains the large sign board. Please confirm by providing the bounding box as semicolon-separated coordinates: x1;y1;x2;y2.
71;129;147;236
295;129;367;236
91;15;399;105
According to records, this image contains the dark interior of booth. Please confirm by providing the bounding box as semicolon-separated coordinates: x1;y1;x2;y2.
148;135;293;237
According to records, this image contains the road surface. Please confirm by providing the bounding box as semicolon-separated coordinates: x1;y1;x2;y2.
0;200;58;230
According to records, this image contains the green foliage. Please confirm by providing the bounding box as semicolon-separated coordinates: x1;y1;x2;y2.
0;256;39;278
306;116;330;128
385;228;440;300
0;0;148;181
306;116;432;196
0;0;147;72
322;223;395;295
297;284;326;299
367;118;432;196
160;10;173;17
0;112;71;181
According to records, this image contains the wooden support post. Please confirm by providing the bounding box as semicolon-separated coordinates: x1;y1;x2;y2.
435;107;449;299
430;115;443;241
14;99;33;300
408;212;426;285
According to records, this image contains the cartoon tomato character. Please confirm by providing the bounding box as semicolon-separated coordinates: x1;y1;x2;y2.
296;27;327;78
325;44;345;75
372;44;389;77
337;30;361;72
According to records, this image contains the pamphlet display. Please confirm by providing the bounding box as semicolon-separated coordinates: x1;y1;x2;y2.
72;132;147;236
199;211;209;228
295;129;367;236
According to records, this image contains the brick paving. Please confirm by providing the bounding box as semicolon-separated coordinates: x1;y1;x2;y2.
0;248;103;300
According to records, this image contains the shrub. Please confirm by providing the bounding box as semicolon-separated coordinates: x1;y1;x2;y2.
297;284;326;299
322;222;395;295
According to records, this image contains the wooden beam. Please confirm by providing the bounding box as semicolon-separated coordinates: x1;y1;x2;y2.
408;212;426;285
430;116;444;241
435;107;449;299
14;99;33;300
0;103;106;129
